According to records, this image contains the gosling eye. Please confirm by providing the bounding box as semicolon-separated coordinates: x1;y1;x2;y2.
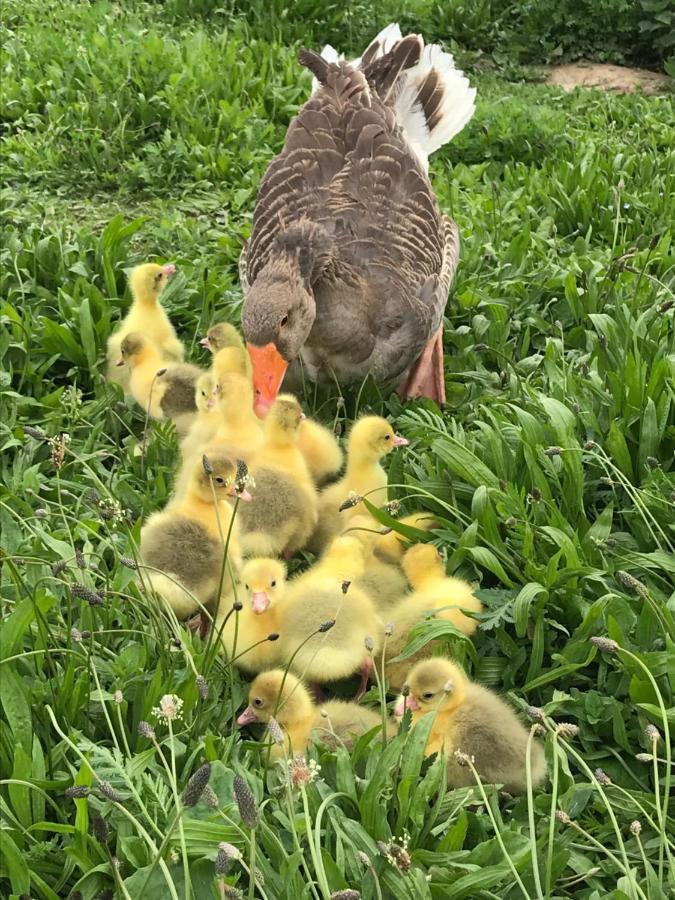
422;691;435;701
270;580;276;588
244;584;249;591
383;434;391;441
280;314;289;327
214;476;225;486
253;697;264;708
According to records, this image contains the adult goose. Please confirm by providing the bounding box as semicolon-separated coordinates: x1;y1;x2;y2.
241;24;476;415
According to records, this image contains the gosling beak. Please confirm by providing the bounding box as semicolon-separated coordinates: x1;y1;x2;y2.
393;435;409;448
162;263;177;278
227;484;252;502
115;358;125;367
247;342;289;418
237;705;258;726
199;336;211;350
205;395;216;410
394;694;420;716
251;591;270;614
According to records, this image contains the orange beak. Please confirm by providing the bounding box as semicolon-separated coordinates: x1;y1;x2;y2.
247;342;288;418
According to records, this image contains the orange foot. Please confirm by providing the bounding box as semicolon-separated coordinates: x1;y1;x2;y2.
398;326;446;405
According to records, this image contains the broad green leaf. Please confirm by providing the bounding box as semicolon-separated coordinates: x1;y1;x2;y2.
431;437;500;489
391;618;479;665
513;582;548;637
0;593;54;659
465;546;514;586
606;420;634;481
0;667;32;751
0;830;30;893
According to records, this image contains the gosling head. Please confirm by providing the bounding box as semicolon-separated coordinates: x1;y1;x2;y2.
200;321;243;353
266;394;304;437
321;535;367;582
129;262;176;303
117;331;149;367
195;373;217;412
402;543;445;587
237;669;312;728
192;452;252;503
240;558;286;615
349;416;408;462
216;372;254;413
394;657;467;718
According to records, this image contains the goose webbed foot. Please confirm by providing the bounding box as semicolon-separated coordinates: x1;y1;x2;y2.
355;656;373;701
398;326;446;405
309;682;327;703
186;612;209;639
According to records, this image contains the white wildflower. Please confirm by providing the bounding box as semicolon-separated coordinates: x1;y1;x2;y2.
152;694;184;722
287;755;321;787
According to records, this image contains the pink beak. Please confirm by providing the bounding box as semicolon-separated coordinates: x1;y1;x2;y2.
251;591;270;614
394;694;420;716
227;485;252;502
237;706;258;726
162;263;177;277
206;395;216;410
200;337;212;351
393;435;409;448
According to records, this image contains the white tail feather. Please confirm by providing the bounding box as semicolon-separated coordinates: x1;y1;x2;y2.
395;42;476;169
308;23;476;169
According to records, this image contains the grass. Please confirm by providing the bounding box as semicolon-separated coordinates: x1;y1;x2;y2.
1;1;674;899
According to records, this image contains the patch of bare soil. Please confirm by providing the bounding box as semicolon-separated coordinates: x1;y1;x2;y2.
548;62;671;95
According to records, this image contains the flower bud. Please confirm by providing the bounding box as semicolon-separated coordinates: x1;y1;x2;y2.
181;763;212;807
233;774;259;828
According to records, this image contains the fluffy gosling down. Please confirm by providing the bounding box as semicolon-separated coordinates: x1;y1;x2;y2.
237;669;390;759
118;332;203;437
106;262;183;388
312;415;409;550
342;511;438;611
201;321;253;380
205;372;264;461
395;658;546;793
277;536;383;697
217;558;286;673
385;544;482;690
140;453;249;619
237;395;318;558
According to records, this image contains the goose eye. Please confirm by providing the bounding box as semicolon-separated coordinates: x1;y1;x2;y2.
244;584;249;591
214;476;225;485
270;580;276;588
422;691;434;701
383;434;391;441
253;697;264;708
280;315;289;327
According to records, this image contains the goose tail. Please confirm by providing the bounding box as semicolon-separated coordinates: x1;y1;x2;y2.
309;24;476;169
392;37;476;168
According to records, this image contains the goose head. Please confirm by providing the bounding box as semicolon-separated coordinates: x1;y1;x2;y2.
243;267;316;418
